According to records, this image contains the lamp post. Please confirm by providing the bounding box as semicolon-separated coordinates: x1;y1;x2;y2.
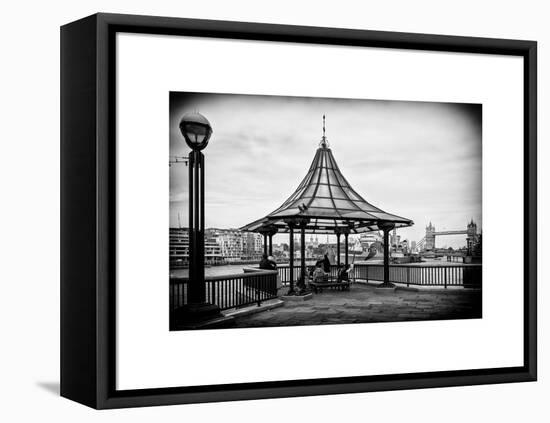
173;112;224;327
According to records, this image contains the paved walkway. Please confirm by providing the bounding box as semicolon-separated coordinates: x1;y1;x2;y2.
232;283;481;328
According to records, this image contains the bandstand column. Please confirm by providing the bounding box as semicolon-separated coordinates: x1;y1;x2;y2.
379;223;395;288
263;233;268;256
286;217;309;294
344;232;349;267
300;222;306;289
287;222;295;294
336;232;341;266
268;234;273;256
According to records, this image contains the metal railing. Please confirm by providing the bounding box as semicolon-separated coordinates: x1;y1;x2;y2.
170;269;278;311
353;263;482;288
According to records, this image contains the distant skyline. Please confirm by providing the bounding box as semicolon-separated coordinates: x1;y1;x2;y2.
170;92;482;249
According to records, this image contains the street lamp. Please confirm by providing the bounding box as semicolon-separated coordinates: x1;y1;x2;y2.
179;112;213;151
172;112;224;328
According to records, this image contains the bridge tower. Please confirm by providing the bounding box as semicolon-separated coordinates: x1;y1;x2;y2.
425;221;436;251
466;219;477;255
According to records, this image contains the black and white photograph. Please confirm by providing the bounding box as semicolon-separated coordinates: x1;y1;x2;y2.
169;92;483;330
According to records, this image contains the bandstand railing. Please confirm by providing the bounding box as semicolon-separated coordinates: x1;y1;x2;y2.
170;269;278;311
274;262;481;288
352;263;482;288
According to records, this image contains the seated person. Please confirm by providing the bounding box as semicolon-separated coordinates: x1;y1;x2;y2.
312;263;327;283
267;255;277;269
259;254;276;270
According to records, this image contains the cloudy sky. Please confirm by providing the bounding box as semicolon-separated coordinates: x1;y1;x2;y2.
170;92;481;249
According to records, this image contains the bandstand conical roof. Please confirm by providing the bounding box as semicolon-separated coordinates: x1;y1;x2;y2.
241;117;413;234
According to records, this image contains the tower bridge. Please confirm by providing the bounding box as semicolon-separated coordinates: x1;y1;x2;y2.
416;219;479;254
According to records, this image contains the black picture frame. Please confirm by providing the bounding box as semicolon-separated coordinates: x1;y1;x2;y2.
60;13;537;409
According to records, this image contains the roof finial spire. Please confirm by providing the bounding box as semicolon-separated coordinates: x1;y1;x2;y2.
320;114;329;148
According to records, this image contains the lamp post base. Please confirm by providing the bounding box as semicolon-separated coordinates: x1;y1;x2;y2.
170;303;235;330
377;282;396;289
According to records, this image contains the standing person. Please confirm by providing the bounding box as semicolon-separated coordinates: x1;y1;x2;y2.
315;256;323;269
337;264;350;283
322;253;331;273
327;247;336;266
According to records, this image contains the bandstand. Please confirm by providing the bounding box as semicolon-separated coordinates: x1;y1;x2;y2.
241;116;413;294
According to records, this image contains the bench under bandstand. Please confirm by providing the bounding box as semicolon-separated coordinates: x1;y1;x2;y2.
240;116;413;294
